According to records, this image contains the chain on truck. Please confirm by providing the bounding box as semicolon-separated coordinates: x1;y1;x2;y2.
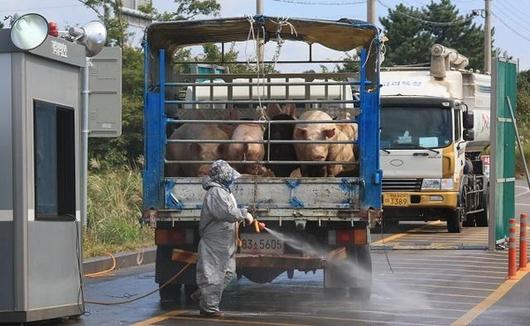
141;16;382;301
380;44;491;233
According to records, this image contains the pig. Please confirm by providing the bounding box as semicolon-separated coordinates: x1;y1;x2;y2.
226;123;269;175
293;110;357;177
264;103;299;177
166;123;229;177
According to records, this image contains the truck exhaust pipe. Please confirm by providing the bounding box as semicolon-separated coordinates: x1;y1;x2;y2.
430;44;469;80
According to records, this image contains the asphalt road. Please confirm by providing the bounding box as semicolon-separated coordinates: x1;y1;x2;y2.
16;181;530;326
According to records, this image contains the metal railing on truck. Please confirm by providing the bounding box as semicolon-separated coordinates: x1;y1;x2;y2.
142;16;382;223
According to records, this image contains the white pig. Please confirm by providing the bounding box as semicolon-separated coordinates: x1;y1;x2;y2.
166;123;229;177
293;110;356;177
226;123;270;175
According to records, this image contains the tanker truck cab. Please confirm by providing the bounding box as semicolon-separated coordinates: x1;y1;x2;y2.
379;45;490;233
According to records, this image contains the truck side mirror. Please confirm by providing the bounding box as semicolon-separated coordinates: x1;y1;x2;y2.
463;129;475;141
463;109;474;129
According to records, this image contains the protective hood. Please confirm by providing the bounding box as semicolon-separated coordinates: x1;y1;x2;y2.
202;160;241;191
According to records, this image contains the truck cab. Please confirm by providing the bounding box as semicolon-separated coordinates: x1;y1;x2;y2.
379;45;490;232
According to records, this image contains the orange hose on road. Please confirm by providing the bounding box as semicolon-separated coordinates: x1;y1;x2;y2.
85;253;117;278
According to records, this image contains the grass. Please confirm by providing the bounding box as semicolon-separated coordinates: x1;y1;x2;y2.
84;165;153;258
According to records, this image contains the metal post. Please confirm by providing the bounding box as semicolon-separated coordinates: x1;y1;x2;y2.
508;218;517;279
367;0;376;24
484;0;492;74
488;57;497;251
256;0;263;15
507;97;530;191
256;0;265;63
520;213;528;270
81;57;90;228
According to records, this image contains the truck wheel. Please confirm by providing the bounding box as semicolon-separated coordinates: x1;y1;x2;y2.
463;217;476;227
476;191;489;227
159;283;182;304
447;209;462;233
324;244;372;302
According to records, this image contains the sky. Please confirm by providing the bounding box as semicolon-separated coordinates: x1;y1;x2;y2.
1;0;529;70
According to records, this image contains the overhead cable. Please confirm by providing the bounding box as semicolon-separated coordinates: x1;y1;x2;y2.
271;0;364;5
492;12;530;43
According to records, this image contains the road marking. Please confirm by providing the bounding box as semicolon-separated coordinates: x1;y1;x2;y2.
376;270;505;280
132;310;188;325
371;221;443;245
133;311;307;326
271;312;446;326
379;266;506;274
406;290;486;299
384;276;500;286
389;282;494;292
374;261;506;270
451;269;530;326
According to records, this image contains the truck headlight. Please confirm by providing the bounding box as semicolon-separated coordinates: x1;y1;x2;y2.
421;178;454;190
422;179;441;190
441;178;454;190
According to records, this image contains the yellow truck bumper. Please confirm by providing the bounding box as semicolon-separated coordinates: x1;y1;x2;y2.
383;191;458;209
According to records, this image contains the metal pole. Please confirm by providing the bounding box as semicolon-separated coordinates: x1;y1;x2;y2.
484;0;492;74
507;97;530;191
488;57;497;251
256;0;264;63
367;0;376;24
81;58;90;228
256;0;263;15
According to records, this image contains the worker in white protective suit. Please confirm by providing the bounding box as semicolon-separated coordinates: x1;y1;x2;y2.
193;160;253;318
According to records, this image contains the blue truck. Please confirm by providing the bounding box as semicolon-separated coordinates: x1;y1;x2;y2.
142;16;382;302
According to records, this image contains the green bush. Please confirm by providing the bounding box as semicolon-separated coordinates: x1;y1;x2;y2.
84;165;153;257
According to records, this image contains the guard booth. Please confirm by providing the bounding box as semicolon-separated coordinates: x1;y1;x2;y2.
0;15;120;322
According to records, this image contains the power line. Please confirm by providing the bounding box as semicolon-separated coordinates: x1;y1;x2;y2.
0;3;84;14
493;4;530;34
494;1;530;31
492;12;530;43
271;0;364;5
377;0;475;27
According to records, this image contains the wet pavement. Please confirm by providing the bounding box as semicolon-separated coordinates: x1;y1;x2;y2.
14;181;530;326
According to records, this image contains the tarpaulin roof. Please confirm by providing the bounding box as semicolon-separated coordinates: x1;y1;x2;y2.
146;16;378;54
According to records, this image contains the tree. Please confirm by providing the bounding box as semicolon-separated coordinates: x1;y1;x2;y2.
83;0;221;168
517;70;530;127
380;0;485;70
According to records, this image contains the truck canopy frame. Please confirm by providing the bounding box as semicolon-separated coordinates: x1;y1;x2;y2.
143;16;382;223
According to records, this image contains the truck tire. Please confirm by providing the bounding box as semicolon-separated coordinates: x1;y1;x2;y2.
475;191;489;227
447;209;462;233
159;283;182;304
240;268;284;283
324;244;372;301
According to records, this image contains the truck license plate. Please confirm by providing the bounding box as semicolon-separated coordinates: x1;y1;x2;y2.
239;233;284;255
384;193;410;206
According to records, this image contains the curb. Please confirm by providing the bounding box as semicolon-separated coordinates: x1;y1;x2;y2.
83;247;156;275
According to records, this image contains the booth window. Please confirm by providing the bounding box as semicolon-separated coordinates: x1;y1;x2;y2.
34;100;76;221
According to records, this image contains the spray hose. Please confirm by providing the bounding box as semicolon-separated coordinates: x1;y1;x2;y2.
84;262;192;306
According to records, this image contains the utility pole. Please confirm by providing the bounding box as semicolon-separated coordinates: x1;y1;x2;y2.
367;0;376;24
484;0;492;74
256;0;264;63
256;0;264;15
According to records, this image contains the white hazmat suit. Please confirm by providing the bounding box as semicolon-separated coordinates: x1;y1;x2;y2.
196;160;252;315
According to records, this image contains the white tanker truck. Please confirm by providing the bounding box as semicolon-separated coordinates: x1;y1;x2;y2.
380;44;490;233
